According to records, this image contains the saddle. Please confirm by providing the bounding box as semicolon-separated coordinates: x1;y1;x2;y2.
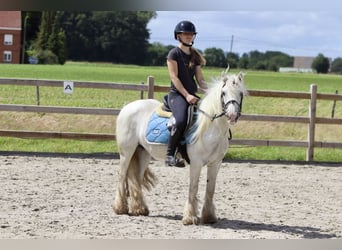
145;95;198;164
160;94;197;132
146;95;196;143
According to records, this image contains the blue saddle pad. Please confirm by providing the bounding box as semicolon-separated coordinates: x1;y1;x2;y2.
145;112;196;144
146;112;170;144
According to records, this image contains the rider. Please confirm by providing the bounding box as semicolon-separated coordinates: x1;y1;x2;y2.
165;20;208;167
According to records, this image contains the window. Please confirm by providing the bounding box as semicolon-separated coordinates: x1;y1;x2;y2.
4;34;13;45
3;51;12;62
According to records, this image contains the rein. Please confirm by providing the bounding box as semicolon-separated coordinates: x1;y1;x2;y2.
196;104;233;140
196;105;225;121
196;97;242;122
195;92;243;141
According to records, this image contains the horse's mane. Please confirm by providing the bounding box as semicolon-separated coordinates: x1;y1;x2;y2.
191;72;248;144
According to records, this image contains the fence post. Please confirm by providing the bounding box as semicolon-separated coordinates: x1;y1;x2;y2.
331;90;338;118
140;81;144;99
36;86;40;105
147;76;154;99
307;84;317;161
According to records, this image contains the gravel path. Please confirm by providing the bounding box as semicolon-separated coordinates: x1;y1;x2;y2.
0;155;341;239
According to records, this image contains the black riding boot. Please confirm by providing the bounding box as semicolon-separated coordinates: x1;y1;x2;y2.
165;127;185;168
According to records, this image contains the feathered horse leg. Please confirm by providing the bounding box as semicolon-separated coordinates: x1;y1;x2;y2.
201;161;221;224
112;153;132;215
182;163;202;225
128;146;155;216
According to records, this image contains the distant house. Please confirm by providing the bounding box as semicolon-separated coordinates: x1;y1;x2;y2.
0;11;22;64
280;56;332;73
293;56;315;72
279;56;316;73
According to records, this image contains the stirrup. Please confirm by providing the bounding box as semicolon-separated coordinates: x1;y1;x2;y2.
165;155;185;168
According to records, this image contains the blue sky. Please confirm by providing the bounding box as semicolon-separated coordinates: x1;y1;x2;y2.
147;11;342;59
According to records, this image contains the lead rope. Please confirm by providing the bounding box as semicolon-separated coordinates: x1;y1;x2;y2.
228;128;232;141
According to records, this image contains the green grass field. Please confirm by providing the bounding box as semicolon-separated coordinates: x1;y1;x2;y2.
1;62;342;162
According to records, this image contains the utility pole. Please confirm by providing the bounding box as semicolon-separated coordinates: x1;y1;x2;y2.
230;35;234;53
21;14;29;64
227;35;234;68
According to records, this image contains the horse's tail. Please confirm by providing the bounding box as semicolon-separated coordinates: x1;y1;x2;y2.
126;146;157;197
142;167;157;191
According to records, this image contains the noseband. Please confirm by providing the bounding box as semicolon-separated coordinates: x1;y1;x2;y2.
222;92;243;121
198;92;243;122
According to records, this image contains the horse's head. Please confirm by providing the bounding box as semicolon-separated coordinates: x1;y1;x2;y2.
192;71;248;143
220;71;247;124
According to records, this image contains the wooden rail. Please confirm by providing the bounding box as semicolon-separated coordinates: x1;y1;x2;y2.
1;77;342;161
0;104;120;115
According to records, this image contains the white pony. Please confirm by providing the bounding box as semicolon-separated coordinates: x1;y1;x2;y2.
113;71;248;225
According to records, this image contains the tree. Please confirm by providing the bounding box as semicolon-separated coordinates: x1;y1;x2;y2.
312;53;330;73
23;11;41;42
248;50;265;70
264;51;293;71
60;11;96;61
267;55;293;71
47;12;66;64
35;11;67;64
238;53;249;69
59;11;156;64
146;43;171;66
55;29;67;64
21;11;41;63
35;11;55;50
242;50;293;71
331;57;342;74
204;48;227;67
226;52;239;69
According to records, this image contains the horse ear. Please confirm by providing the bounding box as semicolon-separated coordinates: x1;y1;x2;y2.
222;76;228;86
238;71;245;81
221;65;230;78
225;65;230;74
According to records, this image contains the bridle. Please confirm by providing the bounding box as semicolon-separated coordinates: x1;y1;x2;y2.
196;91;243;141
197;92;243;122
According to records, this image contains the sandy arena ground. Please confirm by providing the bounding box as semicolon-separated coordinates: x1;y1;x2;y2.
0;155;341;239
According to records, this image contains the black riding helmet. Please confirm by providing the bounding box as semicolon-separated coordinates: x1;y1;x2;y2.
174;20;197;46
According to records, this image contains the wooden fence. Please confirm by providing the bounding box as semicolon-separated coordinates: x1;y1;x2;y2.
1;77;342;161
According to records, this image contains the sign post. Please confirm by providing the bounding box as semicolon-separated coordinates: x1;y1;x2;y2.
64;81;74;94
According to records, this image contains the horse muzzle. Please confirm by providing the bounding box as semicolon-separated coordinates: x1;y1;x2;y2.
224;101;241;124
226;111;240;124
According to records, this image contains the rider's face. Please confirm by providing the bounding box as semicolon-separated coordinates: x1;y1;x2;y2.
178;32;195;43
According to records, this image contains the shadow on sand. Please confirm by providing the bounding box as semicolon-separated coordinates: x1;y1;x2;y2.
210;218;338;239
151;215;338;239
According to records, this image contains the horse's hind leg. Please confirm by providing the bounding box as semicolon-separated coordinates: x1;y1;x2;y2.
112;151;134;215
127;146;153;216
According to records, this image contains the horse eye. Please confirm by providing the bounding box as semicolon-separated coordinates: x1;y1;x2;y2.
221;92;226;97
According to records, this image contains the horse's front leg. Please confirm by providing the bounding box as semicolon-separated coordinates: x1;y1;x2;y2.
201;161;221;224
182;164;202;225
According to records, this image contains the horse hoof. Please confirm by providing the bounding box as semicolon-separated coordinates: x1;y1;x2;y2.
182;216;200;225
112;203;129;215
201;216;218;224
130;207;149;216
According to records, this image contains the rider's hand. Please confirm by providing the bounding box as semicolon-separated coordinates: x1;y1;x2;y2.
186;94;199;105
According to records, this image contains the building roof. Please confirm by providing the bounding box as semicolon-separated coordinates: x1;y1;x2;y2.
0;11;21;30
293;56;315;69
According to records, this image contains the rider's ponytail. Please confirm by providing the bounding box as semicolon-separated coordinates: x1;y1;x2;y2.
189;47;206;69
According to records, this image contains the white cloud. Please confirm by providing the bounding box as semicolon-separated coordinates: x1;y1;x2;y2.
147;11;342;59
